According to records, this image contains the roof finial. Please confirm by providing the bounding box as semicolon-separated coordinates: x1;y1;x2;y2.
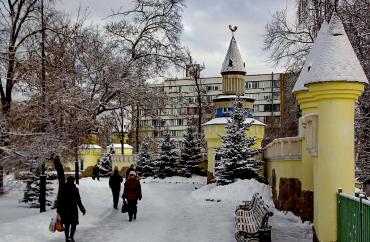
229;25;238;35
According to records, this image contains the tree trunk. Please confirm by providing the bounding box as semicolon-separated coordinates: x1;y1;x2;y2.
52;155;65;205
3;48;16;114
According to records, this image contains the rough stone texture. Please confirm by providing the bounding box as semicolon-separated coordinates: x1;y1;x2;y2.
301;190;314;222
271;169;278;206
278;178;302;216
275;177;314;222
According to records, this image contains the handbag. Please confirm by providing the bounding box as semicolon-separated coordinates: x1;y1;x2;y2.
121;200;128;213
48;214;57;233
55;214;64;232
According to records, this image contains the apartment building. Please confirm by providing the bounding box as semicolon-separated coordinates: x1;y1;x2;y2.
138;73;283;147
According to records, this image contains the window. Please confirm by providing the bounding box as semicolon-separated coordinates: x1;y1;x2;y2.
273;92;280;100
273;104;280;112
264;104;272;112
245;93;259;100
247;81;259;89
273;80;280;88
262;93;272;100
168;86;181;93
262;81;272;88
187;96;198;104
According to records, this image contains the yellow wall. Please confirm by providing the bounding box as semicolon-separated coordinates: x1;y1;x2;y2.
204;123;265;173
266;159;303;196
214;100;253;111
64;148;102;171
222;73;245;95
308;82;364;241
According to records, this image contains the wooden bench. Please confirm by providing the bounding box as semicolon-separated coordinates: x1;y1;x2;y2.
235;193;273;242
235;193;259;213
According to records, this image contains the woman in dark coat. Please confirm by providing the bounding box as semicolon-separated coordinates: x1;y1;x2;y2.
57;176;86;242
109;166;123;209
123;170;142;221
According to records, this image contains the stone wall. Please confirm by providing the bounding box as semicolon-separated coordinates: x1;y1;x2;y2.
272;169;313;222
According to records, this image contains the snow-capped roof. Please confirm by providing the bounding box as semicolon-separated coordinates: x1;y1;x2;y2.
220;35;246;75
293;21;329;93
213;95;253;101
202;117;265;126
107;143;133;149
303;13;368;87
79;144;102;149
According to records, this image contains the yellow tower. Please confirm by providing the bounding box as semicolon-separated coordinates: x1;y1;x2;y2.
203;26;265;183
296;13;368;241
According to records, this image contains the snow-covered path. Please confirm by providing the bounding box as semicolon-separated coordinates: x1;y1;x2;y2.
0;177;312;242
47;180;234;242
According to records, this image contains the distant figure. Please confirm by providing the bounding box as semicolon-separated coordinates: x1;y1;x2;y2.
92;165;100;181
123;171;142;221
109;166;123;209
57;176;86;242
125;164;136;180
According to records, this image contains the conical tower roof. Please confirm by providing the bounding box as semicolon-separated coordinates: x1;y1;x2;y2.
293;21;329;93
221;35;246;75
303;12;368;86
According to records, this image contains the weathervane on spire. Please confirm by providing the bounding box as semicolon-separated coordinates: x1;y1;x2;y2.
228;25;238;35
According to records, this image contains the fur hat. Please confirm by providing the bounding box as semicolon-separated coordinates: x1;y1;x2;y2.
129;170;136;176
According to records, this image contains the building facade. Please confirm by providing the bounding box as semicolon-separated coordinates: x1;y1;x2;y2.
138;73;283;148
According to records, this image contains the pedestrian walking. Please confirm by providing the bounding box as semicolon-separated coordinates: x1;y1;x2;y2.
109;166;123;209
125;164;136;180
57;176;86;242
123;170;142;221
92;164;100;181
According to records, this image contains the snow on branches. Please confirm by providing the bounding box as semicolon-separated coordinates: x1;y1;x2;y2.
156;133;179;178
136;141;155;178
215;98;266;185
179;126;202;177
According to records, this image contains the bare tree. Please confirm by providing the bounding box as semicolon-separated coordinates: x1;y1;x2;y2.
0;0;44;114
105;0;188;152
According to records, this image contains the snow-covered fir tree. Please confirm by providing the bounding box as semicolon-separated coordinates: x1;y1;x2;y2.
214;98;266;185
21;160;53;208
136;141;155;178
98;146;115;177
179;126;202;177
156;133;178;178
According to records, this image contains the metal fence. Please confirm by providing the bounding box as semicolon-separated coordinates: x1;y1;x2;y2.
337;189;370;242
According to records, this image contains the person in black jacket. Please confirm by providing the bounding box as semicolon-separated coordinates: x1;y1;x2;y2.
57;176;86;242
109;166;123;209
92;164;100;181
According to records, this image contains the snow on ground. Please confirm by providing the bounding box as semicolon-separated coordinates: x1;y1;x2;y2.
0;176;312;242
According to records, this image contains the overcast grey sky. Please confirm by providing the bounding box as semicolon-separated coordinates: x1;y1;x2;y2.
56;0;295;77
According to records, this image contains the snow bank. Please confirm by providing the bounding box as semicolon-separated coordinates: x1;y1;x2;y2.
142;175;207;185
4;174;24;193
189;179;274;207
189;178;313;241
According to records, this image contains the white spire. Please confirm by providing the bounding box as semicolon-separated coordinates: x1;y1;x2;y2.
293;21;329;93
221;31;246;75
302;12;368;87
